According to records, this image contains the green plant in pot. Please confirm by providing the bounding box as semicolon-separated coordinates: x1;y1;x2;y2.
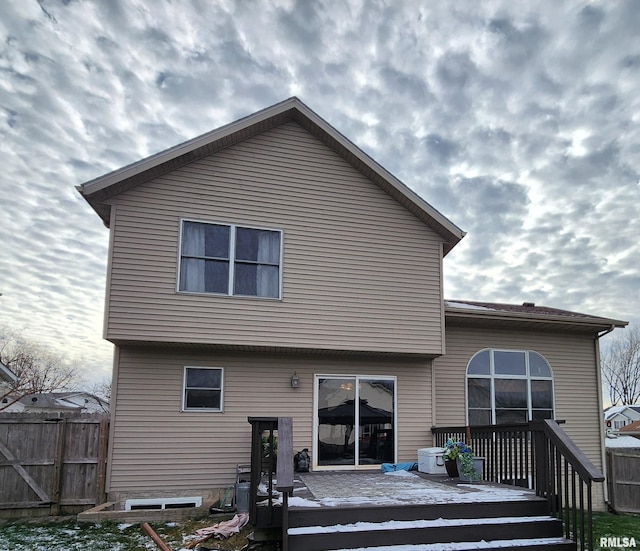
456;446;482;482
442;439;482;481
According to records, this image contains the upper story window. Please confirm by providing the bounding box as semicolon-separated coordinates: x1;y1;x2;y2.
466;349;555;426
179;220;282;298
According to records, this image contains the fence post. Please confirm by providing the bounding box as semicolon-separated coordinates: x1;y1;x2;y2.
51;417;68;515
96;417;110;504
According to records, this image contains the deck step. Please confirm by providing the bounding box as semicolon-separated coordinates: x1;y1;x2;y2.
288;499;549;528
287;515;568;551
328;538;577;550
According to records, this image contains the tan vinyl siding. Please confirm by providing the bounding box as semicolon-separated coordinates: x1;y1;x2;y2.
105;122;444;355
107;347;432;500
433;325;606;508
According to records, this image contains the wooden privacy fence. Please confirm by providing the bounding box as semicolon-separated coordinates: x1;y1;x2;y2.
607;448;640;514
0;413;109;518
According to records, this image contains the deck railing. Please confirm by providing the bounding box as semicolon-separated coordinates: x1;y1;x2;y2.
432;420;604;551
247;416;294;546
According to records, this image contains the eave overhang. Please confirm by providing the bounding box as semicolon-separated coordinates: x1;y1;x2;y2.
77;97;465;255
444;301;628;334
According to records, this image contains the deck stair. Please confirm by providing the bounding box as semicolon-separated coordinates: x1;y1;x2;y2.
287;498;577;551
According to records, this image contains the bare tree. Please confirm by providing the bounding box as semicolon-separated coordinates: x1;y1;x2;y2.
87;377;112;413
0;327;81;412
602;326;640;406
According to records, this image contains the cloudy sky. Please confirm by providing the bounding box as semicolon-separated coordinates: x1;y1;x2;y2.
1;0;638;388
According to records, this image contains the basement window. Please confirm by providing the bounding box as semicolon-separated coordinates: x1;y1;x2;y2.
124;496;202;511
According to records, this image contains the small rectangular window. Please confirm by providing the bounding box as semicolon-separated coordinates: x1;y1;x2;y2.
183;367;223;411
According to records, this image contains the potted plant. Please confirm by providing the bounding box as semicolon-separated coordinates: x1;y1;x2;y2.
442;439;484;482
442;439;467;477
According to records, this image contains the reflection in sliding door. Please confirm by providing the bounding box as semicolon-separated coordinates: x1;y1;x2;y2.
317;377;356;466
316;376;395;468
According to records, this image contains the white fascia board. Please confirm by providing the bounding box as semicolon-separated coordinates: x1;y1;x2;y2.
78;98;299;196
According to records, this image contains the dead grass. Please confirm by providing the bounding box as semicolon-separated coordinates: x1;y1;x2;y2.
0;515;274;551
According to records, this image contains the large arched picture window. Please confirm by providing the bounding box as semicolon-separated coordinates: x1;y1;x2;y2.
466;349;555;425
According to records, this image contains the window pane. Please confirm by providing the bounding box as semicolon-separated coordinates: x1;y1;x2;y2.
317;378;356;467
235;264;279;297
204;224;230;258
496;409;528;424
494;351;526;376
532;409;553;420
204;260;229;293
468;350;490;375
236;228;280;263
531;379;553;408
529;352;552;377
495;379;527;408
182;222;229;258
469;409;492;426
359;379;394;464
185;389;221;409
179;258;205;292
234;264;257;296
186;368;222;388
468;378;491;408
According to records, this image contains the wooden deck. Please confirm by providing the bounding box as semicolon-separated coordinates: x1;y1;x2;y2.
289;470;542;507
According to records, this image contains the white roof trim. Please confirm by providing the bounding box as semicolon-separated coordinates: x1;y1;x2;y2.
78;97;465;249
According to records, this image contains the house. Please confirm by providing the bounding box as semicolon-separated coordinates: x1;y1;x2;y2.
1;391;109;413
78;97;627;510
604;404;640;431
618;419;640;439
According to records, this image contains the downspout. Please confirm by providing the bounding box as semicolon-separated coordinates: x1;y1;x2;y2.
595;324;615;507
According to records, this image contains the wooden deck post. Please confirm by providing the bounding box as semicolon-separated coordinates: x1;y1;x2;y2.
276;417;294;551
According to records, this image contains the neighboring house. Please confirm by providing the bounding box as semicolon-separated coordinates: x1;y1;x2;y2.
78;97;627;509
605;433;640;449
604;405;640;431
618;419;640;439
1;391;109;414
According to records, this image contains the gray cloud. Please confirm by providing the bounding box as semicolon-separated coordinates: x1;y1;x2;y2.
1;0;639;388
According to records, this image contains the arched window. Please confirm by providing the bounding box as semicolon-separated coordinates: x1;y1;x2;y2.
466;349;555;426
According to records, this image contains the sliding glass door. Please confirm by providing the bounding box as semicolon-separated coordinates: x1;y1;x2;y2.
315;375;395;468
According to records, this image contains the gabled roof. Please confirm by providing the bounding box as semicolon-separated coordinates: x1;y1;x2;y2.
445;300;628;333
77;97;465;255
604;405;640;420
619;420;640;433
0;361;17;383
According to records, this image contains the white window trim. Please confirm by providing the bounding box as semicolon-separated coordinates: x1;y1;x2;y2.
177;218;284;300
312;374;397;471
182;366;224;412
465;348;556;425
